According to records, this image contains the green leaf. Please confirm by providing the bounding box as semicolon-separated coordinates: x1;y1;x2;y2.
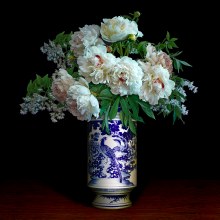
42;75;51;88
131;114;144;123
176;60;181;72
103;105;110;134
170;37;178;41
174;105;182;118
26;74;52;96
109;97;120;119
156;42;165;50
166;31;170;40
137;41;148;50
168;44;173;49
54;32;65;41
167;104;172;112
170;51;182;57
54;31;72;48
179;60;192;67
27;80;33;95
90;83;107;94
129;117;137;135
173;105;182;124
128;95;139;118
173;58;181;72
173;110;177;124
123;115;128;127
120;98;130;116
71;72;80;78
66;67;74;76
137;41;147;57
119;111;124;123
100;99;111;116
138;101;155;119
120;110;128;127
36;74;42;86
170;41;178;48
99;88;114;99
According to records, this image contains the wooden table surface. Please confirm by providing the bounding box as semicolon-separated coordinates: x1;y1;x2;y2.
0;178;220;220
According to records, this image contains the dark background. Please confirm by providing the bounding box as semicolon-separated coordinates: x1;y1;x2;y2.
2;0;218;191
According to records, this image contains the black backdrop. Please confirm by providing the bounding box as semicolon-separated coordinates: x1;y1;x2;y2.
2;0;219;185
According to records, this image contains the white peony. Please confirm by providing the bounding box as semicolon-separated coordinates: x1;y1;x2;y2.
66;77;100;121
138;64;175;105
145;43;173;74
69;25;104;57
109;56;144;96
77;45;117;84
100;16;143;42
51;68;75;103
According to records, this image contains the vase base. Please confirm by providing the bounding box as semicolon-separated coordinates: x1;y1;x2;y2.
92;193;132;209
90;187;134;209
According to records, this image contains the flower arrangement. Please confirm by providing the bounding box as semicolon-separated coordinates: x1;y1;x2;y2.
20;11;197;134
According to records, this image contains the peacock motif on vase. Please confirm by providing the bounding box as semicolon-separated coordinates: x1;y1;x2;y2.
87;119;137;187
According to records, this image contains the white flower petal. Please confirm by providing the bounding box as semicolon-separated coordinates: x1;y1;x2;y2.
66;79;100;121
109;56;144;96
100;16;143;42
139;65;175;105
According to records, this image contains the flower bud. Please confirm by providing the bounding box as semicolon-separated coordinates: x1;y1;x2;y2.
128;34;137;41
68;54;75;61
134;11;141;18
106;46;112;53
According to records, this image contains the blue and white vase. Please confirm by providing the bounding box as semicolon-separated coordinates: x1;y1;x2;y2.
87;116;137;209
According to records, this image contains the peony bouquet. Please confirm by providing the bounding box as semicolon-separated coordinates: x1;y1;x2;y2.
20;11;197;134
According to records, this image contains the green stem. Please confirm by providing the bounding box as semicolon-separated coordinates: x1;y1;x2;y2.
125;43;129;56
119;42;123;57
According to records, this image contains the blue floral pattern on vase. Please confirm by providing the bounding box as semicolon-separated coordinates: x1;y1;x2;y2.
87;118;137;188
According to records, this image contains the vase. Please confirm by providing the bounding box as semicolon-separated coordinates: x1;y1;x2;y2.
87;116;137;209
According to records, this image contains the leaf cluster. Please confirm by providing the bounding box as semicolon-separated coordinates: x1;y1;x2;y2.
90;84;155;135
156;31;192;72
27;75;52;97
